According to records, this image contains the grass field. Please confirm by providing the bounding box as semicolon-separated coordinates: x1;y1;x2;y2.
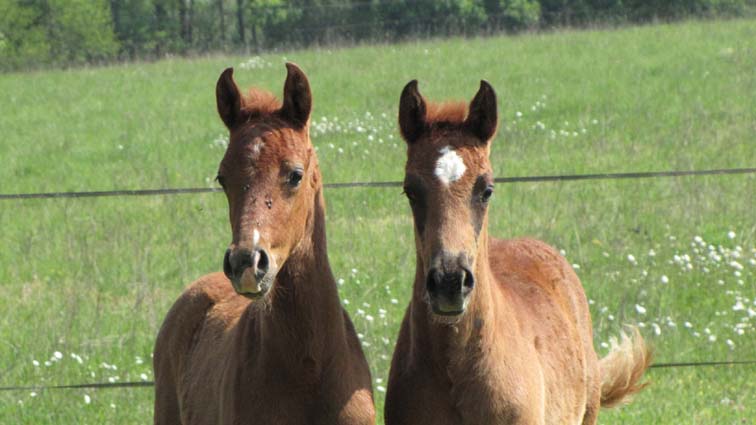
1;18;754;424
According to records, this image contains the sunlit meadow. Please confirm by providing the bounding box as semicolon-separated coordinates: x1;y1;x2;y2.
1;19;754;423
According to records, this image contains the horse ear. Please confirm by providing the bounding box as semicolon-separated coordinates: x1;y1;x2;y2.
216;68;242;129
398;80;427;144
280;63;312;129
465;80;498;143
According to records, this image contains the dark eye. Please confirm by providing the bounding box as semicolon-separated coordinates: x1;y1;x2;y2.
481;185;494;203
288;169;304;187
215;175;226;189
403;187;416;203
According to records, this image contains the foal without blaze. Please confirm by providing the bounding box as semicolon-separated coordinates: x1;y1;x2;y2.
153;64;375;425
385;80;651;425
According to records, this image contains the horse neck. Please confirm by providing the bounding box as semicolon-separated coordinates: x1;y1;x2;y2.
256;186;346;352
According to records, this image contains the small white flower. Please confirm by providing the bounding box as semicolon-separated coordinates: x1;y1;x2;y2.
53;351;62;360
660;275;669;284
708;334;717;342
572;263;580;270
376;385;386;393
32;360;39;367
726;339;735;349
727;231;736;239
30;392;37;398
365;315;374;322
684;321;692;328
140;373;149;381
648;249;656;257
635;304;647;315
390;298;399;305
84;394;91;404
627;254;637;264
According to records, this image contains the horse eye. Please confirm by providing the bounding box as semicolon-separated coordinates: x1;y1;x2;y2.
481;185;494;203
403;187;416;202
288;169;304;187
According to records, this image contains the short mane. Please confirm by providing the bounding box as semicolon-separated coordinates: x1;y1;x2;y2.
425;101;468;124
241;88;282;115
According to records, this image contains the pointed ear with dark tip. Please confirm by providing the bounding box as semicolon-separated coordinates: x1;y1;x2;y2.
465;80;498;143
398;80;427;144
280;62;312;128
216;67;242;129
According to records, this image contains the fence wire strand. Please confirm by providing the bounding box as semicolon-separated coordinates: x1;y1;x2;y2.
2;359;755;392
1;167;753;201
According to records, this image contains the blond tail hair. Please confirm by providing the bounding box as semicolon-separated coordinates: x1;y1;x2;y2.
599;326;653;408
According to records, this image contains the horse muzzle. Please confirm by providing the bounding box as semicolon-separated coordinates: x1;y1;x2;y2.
426;252;475;316
224;247;277;298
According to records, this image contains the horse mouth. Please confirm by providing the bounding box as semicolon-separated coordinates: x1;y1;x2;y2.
428;296;467;318
433;307;465;316
238;289;268;299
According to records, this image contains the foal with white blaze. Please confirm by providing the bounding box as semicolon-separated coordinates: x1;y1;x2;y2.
385;80;651;424
153;64;375;425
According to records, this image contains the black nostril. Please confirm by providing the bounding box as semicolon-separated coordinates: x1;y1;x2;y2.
255;249;270;274
425;269;440;295
223;249;233;279
462;268;475;289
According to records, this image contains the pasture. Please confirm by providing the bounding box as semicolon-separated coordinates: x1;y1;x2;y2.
1;18;754;423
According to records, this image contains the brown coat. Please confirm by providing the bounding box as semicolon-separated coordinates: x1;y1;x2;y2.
386;80;650;425
153;64;375;425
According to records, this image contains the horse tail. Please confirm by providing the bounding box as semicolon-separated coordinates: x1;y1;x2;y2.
598;326;653;408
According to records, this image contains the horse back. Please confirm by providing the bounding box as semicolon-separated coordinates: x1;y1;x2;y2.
487;237;601;422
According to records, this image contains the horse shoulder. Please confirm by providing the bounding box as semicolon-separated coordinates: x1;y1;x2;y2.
155;273;238;356
154;272;245;424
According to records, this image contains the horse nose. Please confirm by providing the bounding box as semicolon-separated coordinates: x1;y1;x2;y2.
224;248;272;295
426;254;474;315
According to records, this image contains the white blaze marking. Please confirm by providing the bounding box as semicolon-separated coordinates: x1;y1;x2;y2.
253;229;260;245
434;146;466;185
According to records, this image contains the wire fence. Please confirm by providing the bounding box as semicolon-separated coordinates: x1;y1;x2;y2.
1;167;754;201
1;167;753;393
2;359;755;392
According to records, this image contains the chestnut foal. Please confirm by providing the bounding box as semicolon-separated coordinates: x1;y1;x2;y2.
153;64;375;425
385;81;651;424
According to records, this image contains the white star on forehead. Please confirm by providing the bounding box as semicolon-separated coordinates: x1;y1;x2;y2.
248;137;265;159
434;146;466;185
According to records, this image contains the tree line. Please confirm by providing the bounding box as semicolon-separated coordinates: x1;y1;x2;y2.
1;0;753;71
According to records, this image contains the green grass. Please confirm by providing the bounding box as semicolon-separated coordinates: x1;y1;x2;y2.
1;18;755;423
